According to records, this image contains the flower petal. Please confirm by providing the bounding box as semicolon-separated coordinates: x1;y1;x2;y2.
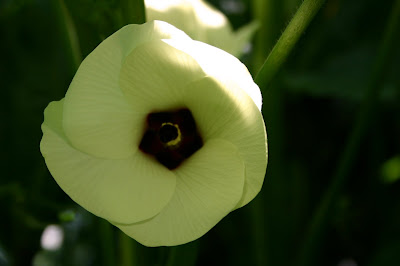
163;38;263;110
202;20;259;57
114;139;245;246
41;100;177;224
145;0;198;38
189;0;234;52
63;21;192;159
119;39;205;113
182;77;267;208
191;0;228;30
145;0;256;57
226;21;259;57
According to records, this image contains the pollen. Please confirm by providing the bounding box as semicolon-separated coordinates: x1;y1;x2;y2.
159;122;182;146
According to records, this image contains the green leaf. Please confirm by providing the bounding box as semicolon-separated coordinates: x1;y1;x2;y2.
381;156;400;184
58;210;76;222
284;45;398;101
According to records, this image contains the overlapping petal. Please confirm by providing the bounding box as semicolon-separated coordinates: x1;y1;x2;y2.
189;0;258;57
145;0;197;38
145;0;257;57
41;100;176;224
115;139;245;246
62;21;191;160
207;21;259;57
163;38;263;110
183;77;267;208
119;39;205;113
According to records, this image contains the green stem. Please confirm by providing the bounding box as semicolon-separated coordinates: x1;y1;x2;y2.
251;2;284;264
252;1;288;265
99;220;116;266
297;1;400;265
254;0;326;92
165;241;199;266
119;230;136;266
249;193;267;265
56;0;81;72
251;0;283;72
120;0;146;25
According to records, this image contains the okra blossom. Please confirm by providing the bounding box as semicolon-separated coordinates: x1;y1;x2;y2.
40;21;267;246
145;0;258;57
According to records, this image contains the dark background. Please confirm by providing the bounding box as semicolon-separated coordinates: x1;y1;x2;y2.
1;0;399;265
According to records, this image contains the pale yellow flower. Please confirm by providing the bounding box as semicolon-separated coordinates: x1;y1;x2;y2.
40;21;267;246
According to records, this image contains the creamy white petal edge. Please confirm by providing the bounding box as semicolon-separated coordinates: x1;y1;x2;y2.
40;99;176;224
62;21;192;160
114;139;245;246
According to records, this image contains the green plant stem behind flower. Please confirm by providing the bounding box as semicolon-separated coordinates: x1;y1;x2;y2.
251;0;283;72
119;0;146;25
119;230;137;266
98;219;116;266
254;0;326;92
297;1;400;265
251;1;284;265
53;0;81;74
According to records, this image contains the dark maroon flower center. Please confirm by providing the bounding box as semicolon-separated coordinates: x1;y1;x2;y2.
139;108;203;170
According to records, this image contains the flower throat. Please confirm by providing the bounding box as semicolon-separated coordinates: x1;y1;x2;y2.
139;109;203;170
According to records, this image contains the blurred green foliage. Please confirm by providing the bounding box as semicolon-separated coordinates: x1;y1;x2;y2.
1;0;400;265
382;156;400;184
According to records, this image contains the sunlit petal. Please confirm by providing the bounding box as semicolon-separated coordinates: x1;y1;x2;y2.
119;39;205;113
163;38;263;110
63;21;191;159
183;77;267;208
115;139;245;246
145;0;257;57
41;100;176;224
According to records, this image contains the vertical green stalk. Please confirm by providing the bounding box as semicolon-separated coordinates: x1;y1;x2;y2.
99;219;116;266
254;0;326;92
251;0;283;264
55;0;81;72
119;230;137;266
165;241;199;266
297;1;400;265
252;0;282;72
120;0;146;25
